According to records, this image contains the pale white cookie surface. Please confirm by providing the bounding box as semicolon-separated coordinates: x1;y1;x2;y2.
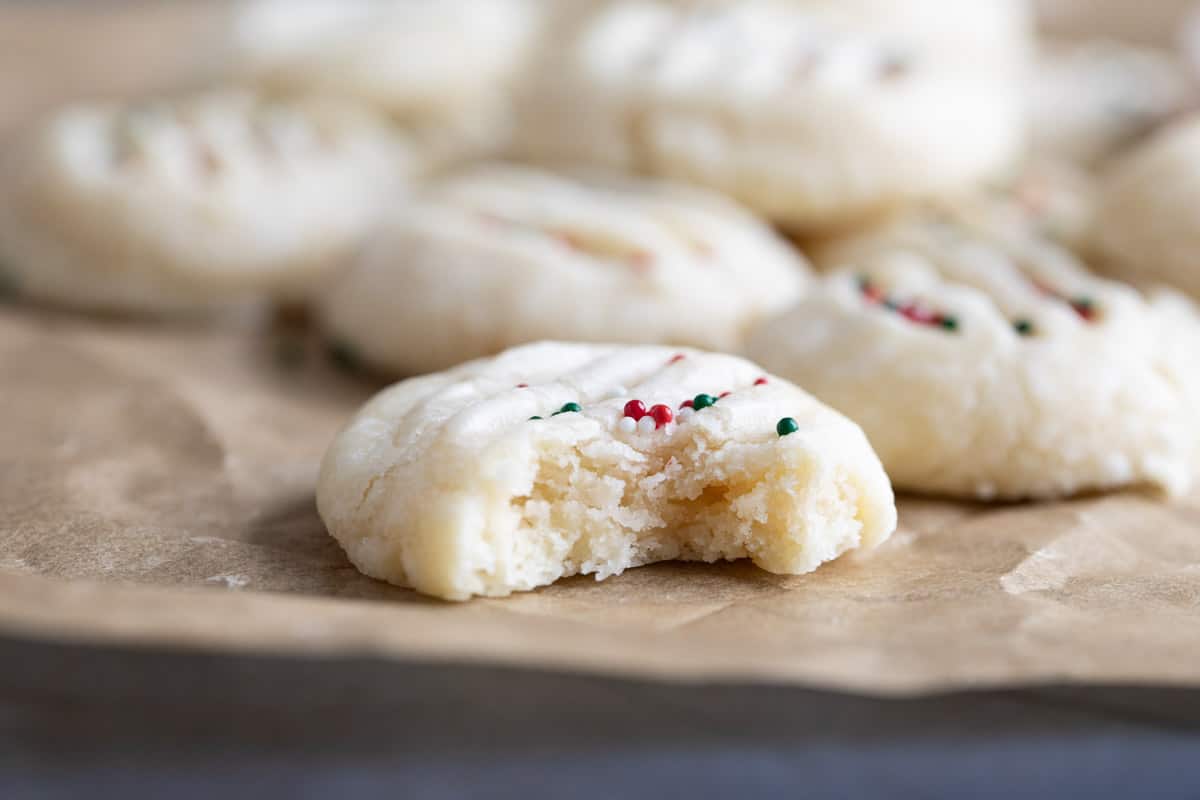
317;342;897;600
230;0;539;157
514;0;1025;232
1031;40;1194;164
0;91;413;314
798;0;1032;74
750;211;1200;500
1091;116;1200;300
959;160;1098;250
319;163;809;375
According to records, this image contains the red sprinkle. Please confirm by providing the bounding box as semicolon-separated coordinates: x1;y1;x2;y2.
648;404;674;428
719;391;732;398
628;251;655;273
862;285;885;304
901;304;937;325
680;399;694;409
623;399;648;420
754;377;768;386
516;383;528;388
668;354;686;364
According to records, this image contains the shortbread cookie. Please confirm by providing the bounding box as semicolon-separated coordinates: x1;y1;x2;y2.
981;160;1096;249
749;212;1200;500
230;0;540;158
1031;40;1194;164
319;164;810;375
514;0;1025;232
317;342;897;600
801;0;1032;74
0;91;412;314
1091;117;1200;299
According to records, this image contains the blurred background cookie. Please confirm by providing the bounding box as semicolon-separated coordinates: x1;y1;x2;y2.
513;0;1027;233
0;90;413;314
1090;115;1200;299
319;163;809;375
1030;39;1195;165
228;0;543;162
748;210;1200;500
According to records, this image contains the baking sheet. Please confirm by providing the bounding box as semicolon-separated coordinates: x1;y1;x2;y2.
2;305;1198;696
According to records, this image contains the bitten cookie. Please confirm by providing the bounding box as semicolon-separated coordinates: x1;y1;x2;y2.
514;0;1025;232
317;342;897;600
1031;40;1194;164
319;163;809;375
748;210;1200;500
230;0;539;158
1091;117;1200;300
0;91;412;314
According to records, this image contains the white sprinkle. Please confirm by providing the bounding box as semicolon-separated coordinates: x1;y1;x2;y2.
637;416;657;434
618;416;638;434
677;407;695;423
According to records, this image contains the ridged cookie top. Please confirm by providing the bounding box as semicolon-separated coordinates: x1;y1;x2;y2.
341;342;840;464
317;342;893;540
0;91;411;286
419;163;808;293
813;208;1178;344
578;1;923;98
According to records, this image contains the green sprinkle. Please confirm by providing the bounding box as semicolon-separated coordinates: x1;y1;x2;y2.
1072;296;1094;310
940;316;959;332
552;402;582;416
529;416;543;421
1013;319;1034;336
326;340;360;372
776;417;800;437
692;393;718;411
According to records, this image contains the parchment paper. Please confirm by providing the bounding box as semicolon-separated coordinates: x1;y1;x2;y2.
2;304;1199;696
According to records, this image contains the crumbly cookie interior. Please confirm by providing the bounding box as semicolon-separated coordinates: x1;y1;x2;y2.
490;430;868;595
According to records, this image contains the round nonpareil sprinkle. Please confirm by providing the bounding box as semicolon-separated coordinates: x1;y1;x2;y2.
623;399;648;420
618;416;637;434
649;404;674;428
776;417;800;437
693;393;718;411
637;416;657;434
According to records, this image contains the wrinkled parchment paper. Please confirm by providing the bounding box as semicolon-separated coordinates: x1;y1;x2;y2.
2;305;1199;696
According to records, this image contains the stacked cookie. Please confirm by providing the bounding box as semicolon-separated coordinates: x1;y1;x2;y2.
5;0;1200;599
